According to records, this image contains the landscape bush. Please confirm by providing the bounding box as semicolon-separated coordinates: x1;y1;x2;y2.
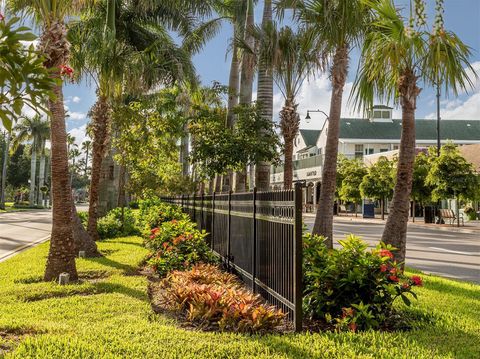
160;264;285;333
145;218;216;277
303;233;422;331
138;198;188;234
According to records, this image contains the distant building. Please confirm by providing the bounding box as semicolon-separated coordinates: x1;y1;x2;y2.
271;105;480;208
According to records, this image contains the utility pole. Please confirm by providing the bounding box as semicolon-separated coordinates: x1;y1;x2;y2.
436;83;441;157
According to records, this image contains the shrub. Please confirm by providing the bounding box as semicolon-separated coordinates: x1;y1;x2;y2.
303;233;422;331
77;211;88;227
96;208;141;239
146;219;216;277
160;264;285;333
463;206;477;220
138;199;188;234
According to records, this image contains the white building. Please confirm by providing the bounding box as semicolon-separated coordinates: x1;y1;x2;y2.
271;105;480;208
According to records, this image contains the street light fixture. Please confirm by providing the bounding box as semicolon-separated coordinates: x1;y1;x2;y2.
305;109;329;123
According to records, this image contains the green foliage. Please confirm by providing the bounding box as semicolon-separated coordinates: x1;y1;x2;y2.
0;16;54;130
96;208;140;239
360;157;395;201
426;143;478;201
145;218;216;277
190;103;281;178
160;264;285;333
338;158;367;204
6;144;30;188
137;198;189;234
303;233;422;331
411;152;433;203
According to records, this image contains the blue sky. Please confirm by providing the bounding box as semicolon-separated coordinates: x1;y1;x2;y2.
62;0;480;143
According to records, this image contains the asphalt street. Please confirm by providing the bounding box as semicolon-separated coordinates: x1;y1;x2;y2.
304;217;480;283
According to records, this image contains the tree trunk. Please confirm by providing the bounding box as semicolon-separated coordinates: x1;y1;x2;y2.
41;21;78;281
227;38;240;128
37;155;46;206
117;164;126;208
180;122;189;177
214;174;222;192
235;0;255;192
280;98;300;190
312;44;349;248
381;69;419;265
381;197;385;220
72;202;101;257
0;134;9;210
255;0;273;191
87;95;111;241
29;147;37;206
84;147;89;176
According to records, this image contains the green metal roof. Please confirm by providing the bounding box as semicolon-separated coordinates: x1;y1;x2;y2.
372;105;393;110
299;129;321;146
339;119;480;141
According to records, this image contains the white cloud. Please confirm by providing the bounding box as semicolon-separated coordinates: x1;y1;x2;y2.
72;96;81;103
425;61;480;120
69;124;90;147
67;111;86;121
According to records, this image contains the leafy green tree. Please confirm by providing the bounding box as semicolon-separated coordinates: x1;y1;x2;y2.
6;143;30;190
338;158;368;216
351;0;474;264
411;152;433;219
426;143;478;202
360;157;395;220
0;16;54;131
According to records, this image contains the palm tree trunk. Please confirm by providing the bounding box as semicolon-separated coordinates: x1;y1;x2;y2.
87;95;111;241
381;71;419;265
84;148;89;176
37;154;46;206
41;21;78;281
0;134;9;210
312;44;349;248
44;82;78;281
280;98;300;190
29;147;37;206
255;0;273;191
72;201;101;257
235;0;255;193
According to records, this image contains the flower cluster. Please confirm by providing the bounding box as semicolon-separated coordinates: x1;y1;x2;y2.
59;64;74;79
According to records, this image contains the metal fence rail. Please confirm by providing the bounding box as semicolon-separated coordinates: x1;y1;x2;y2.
162;182;303;332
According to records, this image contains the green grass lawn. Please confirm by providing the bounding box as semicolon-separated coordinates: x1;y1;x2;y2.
0;236;478;358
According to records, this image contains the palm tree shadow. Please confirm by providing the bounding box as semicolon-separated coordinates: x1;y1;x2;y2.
93;281;148;302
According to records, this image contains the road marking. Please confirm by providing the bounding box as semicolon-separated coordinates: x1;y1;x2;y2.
428;247;479;256
0;235;50;263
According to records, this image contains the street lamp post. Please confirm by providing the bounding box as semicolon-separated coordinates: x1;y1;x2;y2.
436;83;441;157
305;109;329;123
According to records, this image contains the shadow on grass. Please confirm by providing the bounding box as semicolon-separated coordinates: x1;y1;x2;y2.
84;256;138;276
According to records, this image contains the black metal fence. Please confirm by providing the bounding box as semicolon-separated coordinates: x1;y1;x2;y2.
162;182;303;332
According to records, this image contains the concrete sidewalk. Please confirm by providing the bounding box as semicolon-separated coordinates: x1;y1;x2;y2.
304;212;480;235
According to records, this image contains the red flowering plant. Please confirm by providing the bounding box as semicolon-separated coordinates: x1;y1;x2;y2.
145;217;216;277
59;64;74;80
303;234;422;331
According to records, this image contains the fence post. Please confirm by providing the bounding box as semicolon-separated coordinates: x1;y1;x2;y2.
227;190;232;269
252;187;257;293
211;191;215;250
192;194;196;222
293;182;303;332
201;192;205;231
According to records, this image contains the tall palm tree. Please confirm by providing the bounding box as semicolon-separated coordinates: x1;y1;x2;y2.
351;0;474;264
273;27;318;189
255;0;273;191
11;115;50;206
7;0;98;281
69;0;200;240
278;0;373;247
81;140;91;176
36;125;50;207
66;133;77;154
234;0;255;192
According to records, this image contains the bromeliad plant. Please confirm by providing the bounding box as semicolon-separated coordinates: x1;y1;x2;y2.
160;264;285;333
145;218;216;277
303;234;422;331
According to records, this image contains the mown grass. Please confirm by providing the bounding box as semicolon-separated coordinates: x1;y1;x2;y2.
0;236;478;358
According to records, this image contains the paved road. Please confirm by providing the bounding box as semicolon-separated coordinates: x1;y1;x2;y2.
304;217;480;283
0;210;52;262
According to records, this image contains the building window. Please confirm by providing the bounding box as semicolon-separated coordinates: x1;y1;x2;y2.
393;145;399;150
382;111;390;119
380;148;389;152
365;148;374;155
355;144;363;158
373;110;382;118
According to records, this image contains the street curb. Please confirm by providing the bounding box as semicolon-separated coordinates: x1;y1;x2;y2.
303;213;480;235
0;235;50;263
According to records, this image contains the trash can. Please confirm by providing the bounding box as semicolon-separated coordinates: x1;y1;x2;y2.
363;203;375;218
424;206;434;223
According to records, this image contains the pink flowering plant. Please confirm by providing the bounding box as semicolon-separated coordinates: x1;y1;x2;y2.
303;233;422;331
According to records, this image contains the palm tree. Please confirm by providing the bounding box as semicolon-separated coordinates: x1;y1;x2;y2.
351;0;474;264
36;126;50;207
255;0;273;191
81;140;91;176
11;115;50;206
66;133;77;155
7;0;98;281
69;0;200;240
278;0;373;248
273;27;318;189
